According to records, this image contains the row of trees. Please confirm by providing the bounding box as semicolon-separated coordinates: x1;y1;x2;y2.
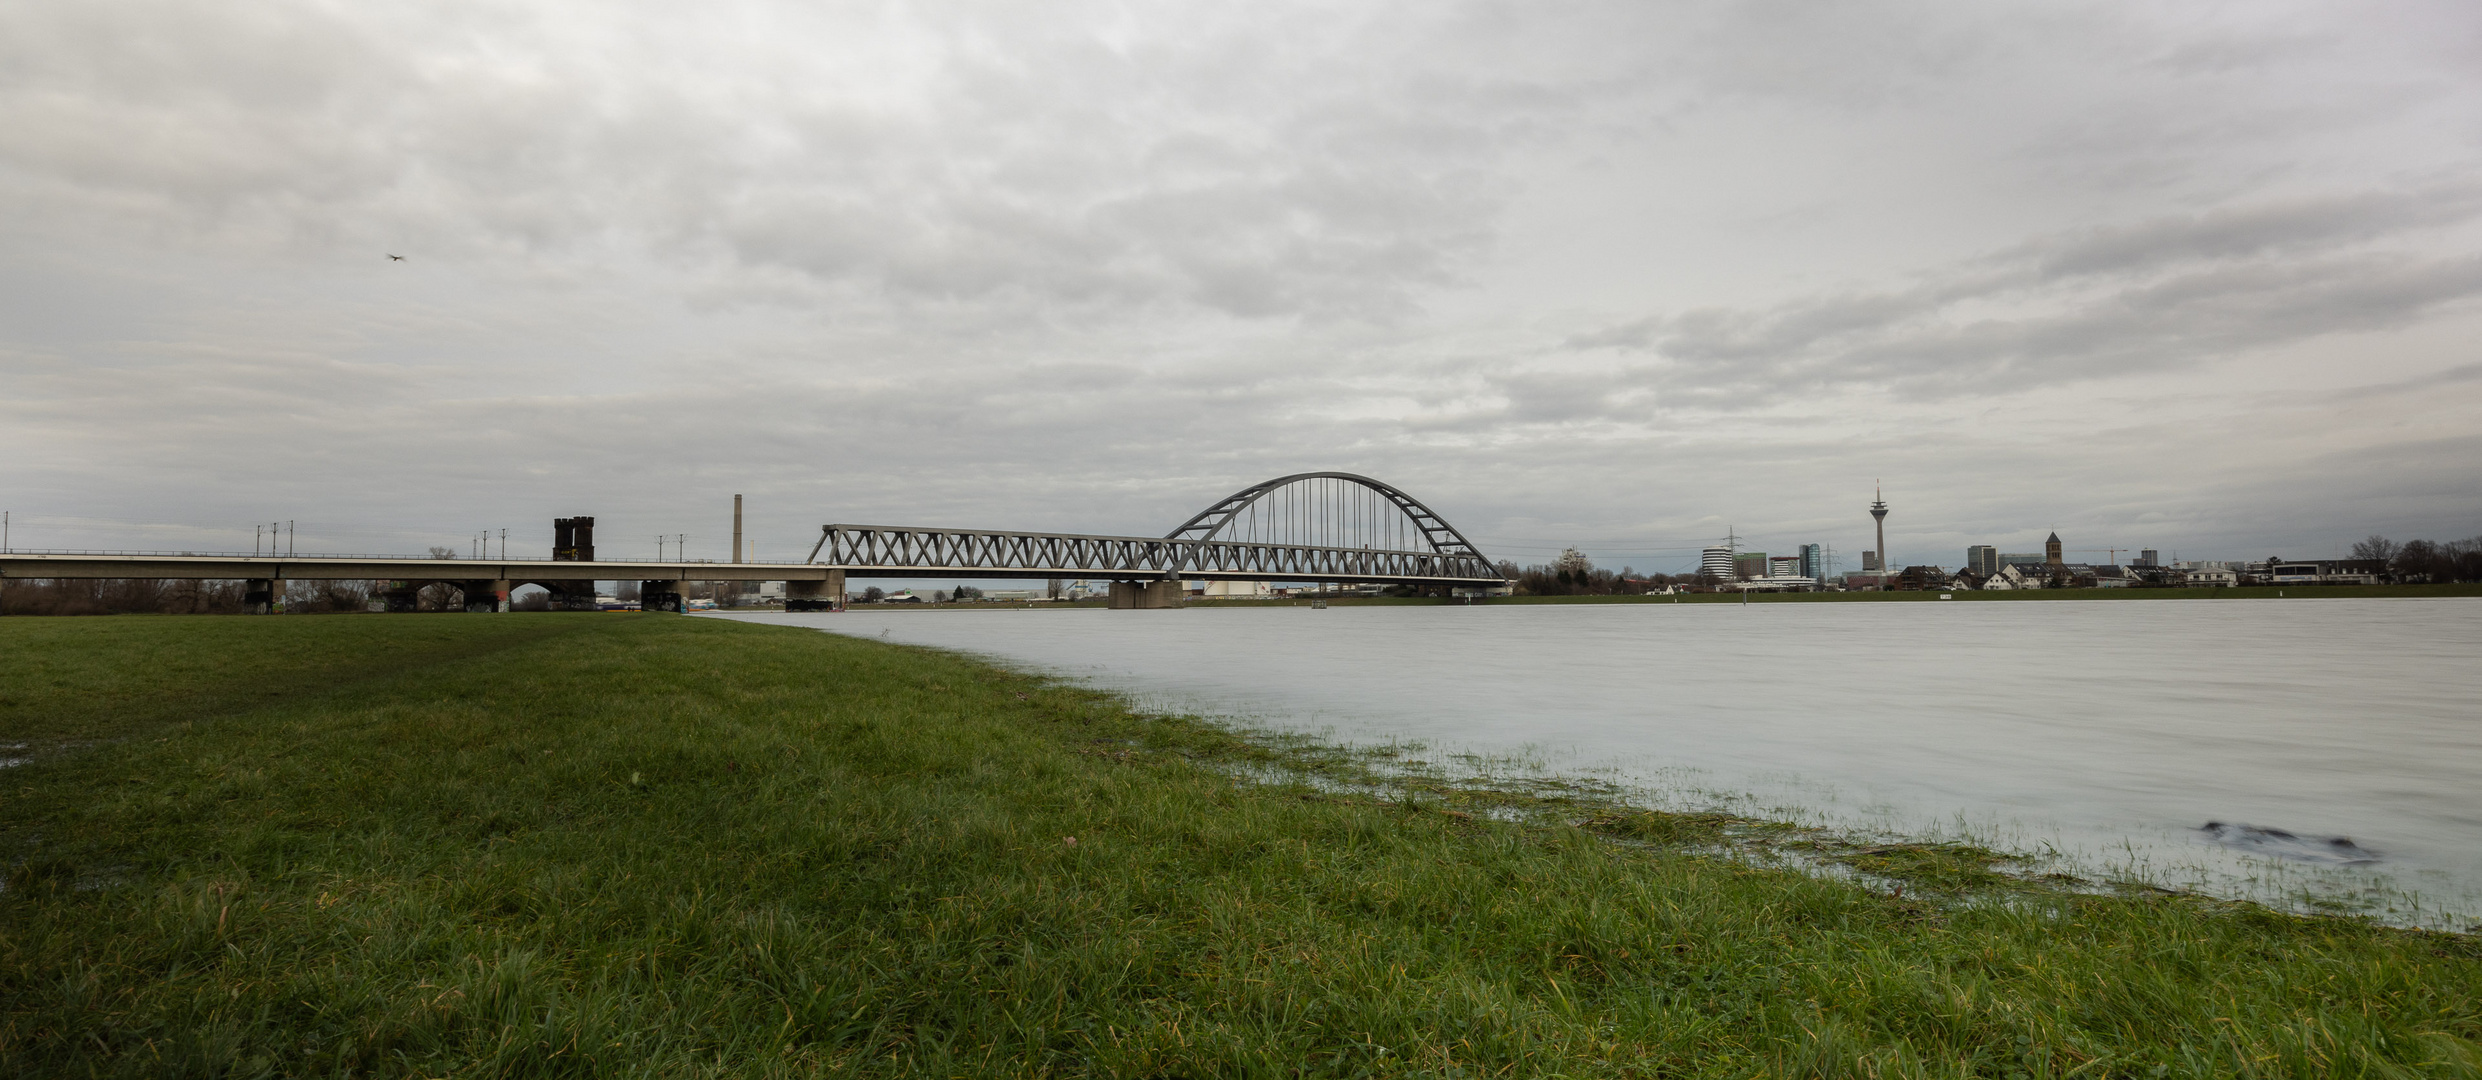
1498;549;1691;596
2349;535;2482;583
0;578;383;616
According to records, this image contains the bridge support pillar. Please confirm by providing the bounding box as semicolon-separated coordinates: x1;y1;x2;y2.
378;581;419;613
1108;579;1182;610
462;580;510;613
246;578;285;615
641;580;684;613
786;571;844;612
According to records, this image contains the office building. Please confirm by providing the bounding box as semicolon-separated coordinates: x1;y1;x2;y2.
1799;543;1823;580
1700;545;1735;582
1769;555;1800;578
1966;545;1997;576
1735;552;1769;580
2137;549;2159;568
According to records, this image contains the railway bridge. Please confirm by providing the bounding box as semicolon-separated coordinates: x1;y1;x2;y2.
0;472;1505;612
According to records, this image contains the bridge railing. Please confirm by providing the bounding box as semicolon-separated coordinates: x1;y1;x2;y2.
813;525;1504;585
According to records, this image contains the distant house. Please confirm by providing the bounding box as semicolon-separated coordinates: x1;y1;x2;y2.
2179;565;2237;587
2088;565;2140;588
1193;579;1273;598
2257;558;2386;586
1984;564;2043;590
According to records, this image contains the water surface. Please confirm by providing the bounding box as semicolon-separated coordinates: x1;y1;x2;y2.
720;598;2482;926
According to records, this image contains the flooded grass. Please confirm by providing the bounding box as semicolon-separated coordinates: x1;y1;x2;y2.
3;614;2480;1077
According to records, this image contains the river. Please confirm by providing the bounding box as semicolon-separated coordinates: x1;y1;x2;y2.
716;597;2482;929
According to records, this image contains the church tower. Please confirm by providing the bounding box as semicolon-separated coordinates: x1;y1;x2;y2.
2045;531;2063;567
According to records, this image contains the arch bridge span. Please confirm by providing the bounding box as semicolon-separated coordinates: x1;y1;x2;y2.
807;471;1505;592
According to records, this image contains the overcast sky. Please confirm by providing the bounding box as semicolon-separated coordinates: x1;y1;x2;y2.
5;0;2479;574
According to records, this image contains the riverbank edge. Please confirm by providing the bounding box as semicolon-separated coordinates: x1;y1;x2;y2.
830;625;2480;934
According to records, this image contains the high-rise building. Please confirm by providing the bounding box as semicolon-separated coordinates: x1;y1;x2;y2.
1861;551;1882;571
2045;532;2064;567
1870;485;1890;574
1734;552;1769;580
2138;549;2159;568
1799;543;1823;579
1769;555;1800;578
1966;545;1997;576
1700;545;1735;582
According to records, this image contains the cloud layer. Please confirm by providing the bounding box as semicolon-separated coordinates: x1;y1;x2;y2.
3;0;2479;572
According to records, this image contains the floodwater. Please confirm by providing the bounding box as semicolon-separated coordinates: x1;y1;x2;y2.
716;598;2482;927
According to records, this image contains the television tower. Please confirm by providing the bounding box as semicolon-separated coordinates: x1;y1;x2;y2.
1870;482;1889;577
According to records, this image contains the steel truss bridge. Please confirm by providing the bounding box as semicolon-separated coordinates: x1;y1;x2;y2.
807;472;1502;587
0;472;1506;609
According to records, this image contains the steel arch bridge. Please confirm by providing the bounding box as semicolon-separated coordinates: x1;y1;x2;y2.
805;472;1505;588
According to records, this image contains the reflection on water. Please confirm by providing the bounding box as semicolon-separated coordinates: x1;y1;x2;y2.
718;598;2482;928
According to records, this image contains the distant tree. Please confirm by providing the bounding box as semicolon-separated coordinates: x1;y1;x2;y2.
952;585;984;600
292;580;370;613
2453;536;2482;582
1;577;235;615
2392;539;2439;582
2351;535;2399;564
862;586;886;602
417;547;461;610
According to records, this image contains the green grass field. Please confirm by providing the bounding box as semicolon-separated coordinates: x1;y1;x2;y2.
3;614;2477;1077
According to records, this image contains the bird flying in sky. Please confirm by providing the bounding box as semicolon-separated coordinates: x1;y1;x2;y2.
386;254;404;261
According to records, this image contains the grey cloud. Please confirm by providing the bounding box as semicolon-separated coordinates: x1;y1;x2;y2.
1571;184;2482;407
4;0;2481;565
2011;185;2482;279
0;0;1551;324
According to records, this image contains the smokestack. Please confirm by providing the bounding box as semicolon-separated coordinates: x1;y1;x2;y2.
733;494;743;563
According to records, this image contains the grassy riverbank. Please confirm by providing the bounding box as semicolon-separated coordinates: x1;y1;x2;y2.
4;616;2478;1077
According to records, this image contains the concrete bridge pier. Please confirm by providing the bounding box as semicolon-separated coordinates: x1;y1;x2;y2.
461;580;511;613
786;570;844;612
245;578;285;615
378;581;419;613
1108;579;1183;609
640;580;685;613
